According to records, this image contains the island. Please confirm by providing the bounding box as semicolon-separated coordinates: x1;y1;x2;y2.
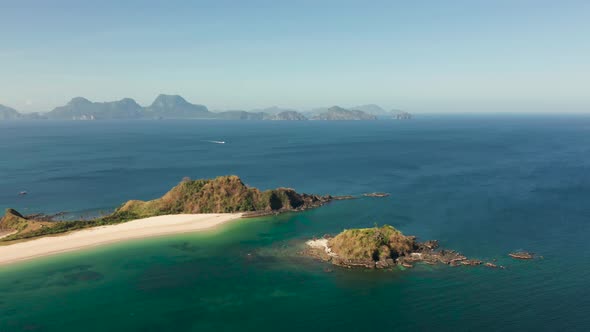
0;175;355;265
310;106;377;121
349;104;413;120
0;175;346;243
0;96;411;121
305;225;504;269
509;252;535;259
0;177;527;270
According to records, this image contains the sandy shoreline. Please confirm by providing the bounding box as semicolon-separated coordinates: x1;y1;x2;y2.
0;213;242;267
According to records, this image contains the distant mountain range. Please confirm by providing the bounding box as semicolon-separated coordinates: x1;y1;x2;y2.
0;95;411;121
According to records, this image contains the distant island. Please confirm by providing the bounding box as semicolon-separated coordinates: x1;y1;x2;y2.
310;106;377;121
0;95;411;121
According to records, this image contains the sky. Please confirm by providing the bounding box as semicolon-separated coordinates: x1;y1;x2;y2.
1;0;589;113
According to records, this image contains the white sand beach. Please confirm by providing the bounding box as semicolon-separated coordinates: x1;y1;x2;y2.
0;213;242;266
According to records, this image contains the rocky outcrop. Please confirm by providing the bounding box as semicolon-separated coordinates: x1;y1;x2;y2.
362;192;390;198
509;252;534;259
305;225;505;270
306;226;416;269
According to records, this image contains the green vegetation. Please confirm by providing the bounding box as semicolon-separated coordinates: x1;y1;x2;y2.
0;209;30;232
0;209;55;239
328;225;416;261
0;209;141;242
1;175;328;242
113;175;309;217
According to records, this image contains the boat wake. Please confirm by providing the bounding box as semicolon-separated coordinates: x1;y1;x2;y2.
203;140;226;144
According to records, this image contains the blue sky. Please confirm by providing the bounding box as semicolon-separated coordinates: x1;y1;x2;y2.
1;0;589;113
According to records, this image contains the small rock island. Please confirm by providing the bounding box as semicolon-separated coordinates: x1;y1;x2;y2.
509;252;535;260
362;192;390;198
305;225;504;269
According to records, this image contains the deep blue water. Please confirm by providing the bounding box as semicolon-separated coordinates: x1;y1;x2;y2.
0;116;589;331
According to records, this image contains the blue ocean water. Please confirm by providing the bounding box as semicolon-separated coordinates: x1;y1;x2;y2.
0;115;589;331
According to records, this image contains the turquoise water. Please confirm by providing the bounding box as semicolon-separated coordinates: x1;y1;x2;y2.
1;116;589;331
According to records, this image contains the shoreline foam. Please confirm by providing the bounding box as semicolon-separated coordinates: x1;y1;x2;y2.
0;213;242;266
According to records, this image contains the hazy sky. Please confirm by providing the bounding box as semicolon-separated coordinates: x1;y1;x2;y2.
1;0;589;113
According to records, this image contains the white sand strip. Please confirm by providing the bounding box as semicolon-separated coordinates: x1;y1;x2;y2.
0;213;242;266
306;238;337;257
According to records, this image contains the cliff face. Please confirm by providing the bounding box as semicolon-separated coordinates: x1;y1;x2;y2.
114;175;333;218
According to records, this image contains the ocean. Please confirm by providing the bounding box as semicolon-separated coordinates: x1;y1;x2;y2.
1;115;589;331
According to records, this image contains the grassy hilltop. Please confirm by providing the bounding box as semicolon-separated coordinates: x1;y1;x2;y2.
328;225;416;262
113;175;330;217
0;175;333;242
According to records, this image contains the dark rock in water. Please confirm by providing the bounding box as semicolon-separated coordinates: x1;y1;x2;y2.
484;262;506;269
509;251;534;260
362;192;390;198
332;195;356;200
461;259;483;266
418;240;439;250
